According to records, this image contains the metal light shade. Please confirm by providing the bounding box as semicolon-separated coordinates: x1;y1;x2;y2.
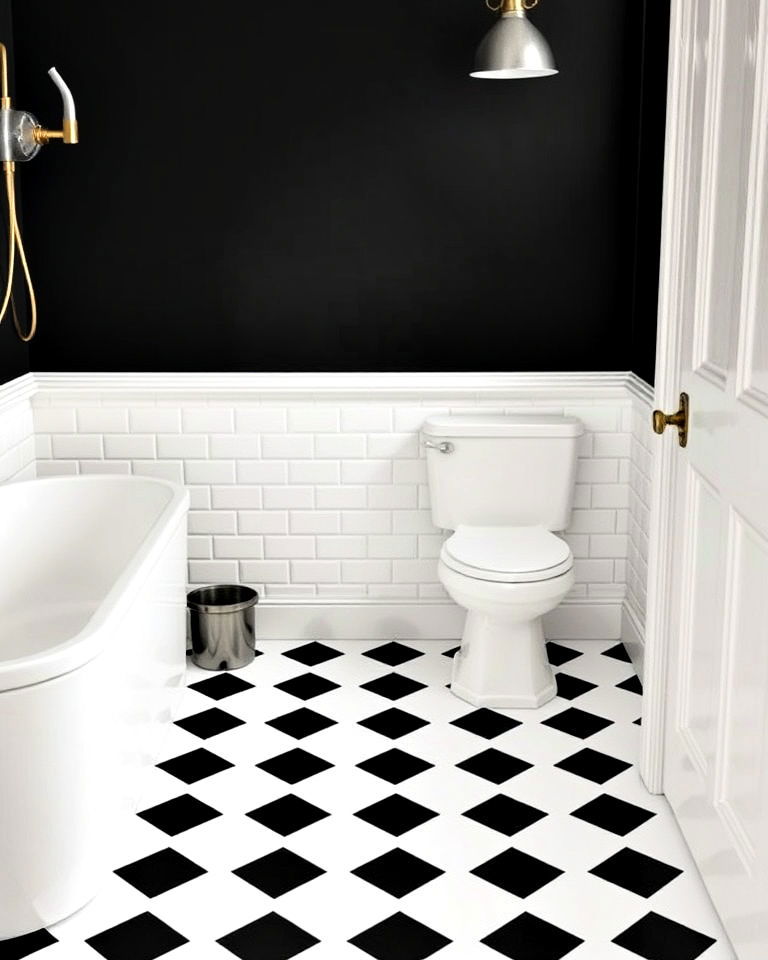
471;11;557;79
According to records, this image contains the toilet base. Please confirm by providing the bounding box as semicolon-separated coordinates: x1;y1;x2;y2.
451;610;556;709
450;677;556;709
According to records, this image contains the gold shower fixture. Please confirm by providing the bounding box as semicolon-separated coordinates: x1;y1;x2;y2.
0;42;78;342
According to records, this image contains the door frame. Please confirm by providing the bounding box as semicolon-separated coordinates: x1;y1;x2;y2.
640;0;693;793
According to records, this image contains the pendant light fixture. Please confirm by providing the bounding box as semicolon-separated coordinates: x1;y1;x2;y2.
471;0;557;80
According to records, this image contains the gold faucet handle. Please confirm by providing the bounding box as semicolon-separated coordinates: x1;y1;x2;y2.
34;121;78;145
34;127;61;145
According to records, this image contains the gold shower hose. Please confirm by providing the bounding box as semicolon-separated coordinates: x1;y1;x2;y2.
0;162;38;341
0;43;37;342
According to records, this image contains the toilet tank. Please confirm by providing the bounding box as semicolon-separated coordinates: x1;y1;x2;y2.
422;414;583;531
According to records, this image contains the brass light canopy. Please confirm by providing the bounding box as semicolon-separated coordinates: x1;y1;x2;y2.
471;0;557;80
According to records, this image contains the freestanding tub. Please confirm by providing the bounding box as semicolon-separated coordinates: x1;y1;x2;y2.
0;476;188;939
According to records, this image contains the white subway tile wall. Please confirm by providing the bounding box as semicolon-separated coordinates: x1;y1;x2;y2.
627;392;655;630
32;392;636;602
0;398;35;483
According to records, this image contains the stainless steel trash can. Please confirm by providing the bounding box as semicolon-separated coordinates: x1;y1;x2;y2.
187;585;258;671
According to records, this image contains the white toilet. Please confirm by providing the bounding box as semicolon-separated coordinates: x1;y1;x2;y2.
422;413;583;709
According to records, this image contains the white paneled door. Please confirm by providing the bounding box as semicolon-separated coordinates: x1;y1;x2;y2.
646;0;768;956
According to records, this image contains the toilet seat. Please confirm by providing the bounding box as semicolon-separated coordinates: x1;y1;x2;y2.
441;525;573;583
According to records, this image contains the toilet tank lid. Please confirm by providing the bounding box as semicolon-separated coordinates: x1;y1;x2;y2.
422;414;584;438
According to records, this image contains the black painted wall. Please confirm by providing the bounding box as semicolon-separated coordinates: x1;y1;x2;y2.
629;3;670;384
0;5;30;384
5;1;666;380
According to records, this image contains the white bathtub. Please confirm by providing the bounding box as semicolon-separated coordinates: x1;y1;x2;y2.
0;476;189;939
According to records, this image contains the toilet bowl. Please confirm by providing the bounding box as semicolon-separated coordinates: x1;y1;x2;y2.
422;413;583;708
439;525;573;708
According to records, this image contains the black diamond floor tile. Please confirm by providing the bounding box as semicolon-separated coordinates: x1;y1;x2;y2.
602;642;632;663
187;672;256;700
274;672;341;700
352;847;444;897
349;912;451;960
217;912;319;960
554;747;632;784
456;748;533;784
612;912;716;960
0;929;57;960
546;642;584;667
363;641;424;667
174;707;245;739
247;794;329;836
266;707;337;739
359;707;429;739
463;795;547;836
541;707;613;739
442;645;460;658
355;794;438;836
233;848;325;897
617;674;643;694
157;747;234;784
571;793;655;836
555;673;598;700
356;748;434;784
590;847;683;898
450;708;522;739
282;641;343;667
85;912;188;960
471;847;563;898
137;794;221;836
114;847;206;897
482;912;583;960
257;747;333;784
360;672;427;700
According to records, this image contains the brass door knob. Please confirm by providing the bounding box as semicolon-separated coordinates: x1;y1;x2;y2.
652;392;689;448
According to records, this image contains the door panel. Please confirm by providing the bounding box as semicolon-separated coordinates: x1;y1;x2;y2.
691;0;758;383
677;468;725;775
738;22;768;409
716;512;768;866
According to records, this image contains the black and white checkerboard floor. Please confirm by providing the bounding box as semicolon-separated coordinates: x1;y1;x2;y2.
10;640;734;960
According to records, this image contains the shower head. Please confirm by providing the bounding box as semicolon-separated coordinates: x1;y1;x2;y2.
47;67;78;143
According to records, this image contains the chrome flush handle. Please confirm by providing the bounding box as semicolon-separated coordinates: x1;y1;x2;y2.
423;440;454;454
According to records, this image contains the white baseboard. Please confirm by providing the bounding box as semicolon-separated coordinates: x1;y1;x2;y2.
545;599;622;641
249;599;622;642
621;600;645;681
255;601;464;641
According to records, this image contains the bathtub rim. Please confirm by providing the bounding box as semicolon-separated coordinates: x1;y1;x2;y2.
0;475;189;693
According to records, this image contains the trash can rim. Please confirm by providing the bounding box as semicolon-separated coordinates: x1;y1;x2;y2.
187;584;259;615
